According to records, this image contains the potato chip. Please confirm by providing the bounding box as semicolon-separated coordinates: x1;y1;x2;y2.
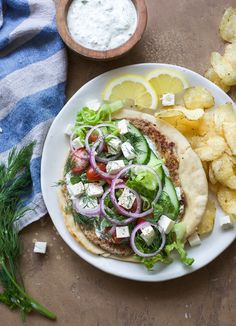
204;67;231;93
211;153;236;189
211;52;236;86
198;110;215;136
198;199;216;235
155;106;204;120
194;135;227;161
201;161;209;177
209;182;220;194
224;43;236;68
183;86;214;110
214;102;236;135
219;7;236;42
223;122;236;155
209;164;217;185
217;185;236;216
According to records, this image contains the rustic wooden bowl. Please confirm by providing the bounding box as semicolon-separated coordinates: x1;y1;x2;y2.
56;0;147;61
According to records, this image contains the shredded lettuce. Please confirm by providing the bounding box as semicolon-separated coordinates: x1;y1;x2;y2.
126;169;159;200
75;100;123;126
138;223;194;270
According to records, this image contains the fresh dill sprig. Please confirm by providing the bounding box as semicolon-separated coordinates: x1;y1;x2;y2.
124;133;145;155
0;143;56;321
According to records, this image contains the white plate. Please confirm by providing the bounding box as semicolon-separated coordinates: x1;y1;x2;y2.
41;63;236;282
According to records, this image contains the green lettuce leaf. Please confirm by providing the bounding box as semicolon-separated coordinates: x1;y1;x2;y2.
75;100;123;126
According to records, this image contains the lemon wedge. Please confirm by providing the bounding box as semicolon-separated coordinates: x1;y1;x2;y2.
146;68;189;97
102;74;158;110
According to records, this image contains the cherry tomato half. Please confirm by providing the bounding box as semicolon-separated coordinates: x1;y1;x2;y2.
86;163;106;181
71;148;89;174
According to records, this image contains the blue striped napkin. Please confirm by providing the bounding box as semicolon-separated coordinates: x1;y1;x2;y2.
0;0;67;229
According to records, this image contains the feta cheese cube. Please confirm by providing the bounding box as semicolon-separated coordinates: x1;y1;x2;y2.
85;183;104;197
188;232;201;247
118;119;129;135
140;225;155;246
121;141;136;160
118;187;136;210
107;137;122;154
106;160;125;174
158;215;175;234
78;196;98;209
220;215;234;230
72;137;83;150
67;182;84;198
34;241;47;254
64;123;74;136
86;99;100;112
161;93;175;106
116;226;130;238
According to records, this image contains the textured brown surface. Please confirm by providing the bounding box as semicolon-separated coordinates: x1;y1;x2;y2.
1;0;236;325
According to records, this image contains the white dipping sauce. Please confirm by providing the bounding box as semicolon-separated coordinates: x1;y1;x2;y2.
67;0;137;51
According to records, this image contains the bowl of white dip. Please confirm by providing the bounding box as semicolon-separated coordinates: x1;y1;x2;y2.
56;0;147;60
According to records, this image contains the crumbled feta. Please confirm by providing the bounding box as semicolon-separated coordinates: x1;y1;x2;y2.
140;225;155;246
121;141;136;160
67;182;84;198
161;93;175;106
85;183;104;197
78;196;98;209
106;160;125;174
116;226;130;238
158;215;175;234
72;137;83;150
64;123;74;136
107;136;122;154
188;232;201;247
34;241;47;254
220;215;234;230
118;119;129;135
118;187;136;210
175;187;182;200
65;172;72;184
86;99;100;111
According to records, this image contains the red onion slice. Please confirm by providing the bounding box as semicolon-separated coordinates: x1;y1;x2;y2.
101;184;142;225
130;222;166;257
73;198;101;218
85;123;121;163
70;125;93;157
110;165;162;219
90;140;117;180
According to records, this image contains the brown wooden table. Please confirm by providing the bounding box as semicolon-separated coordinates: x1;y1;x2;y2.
1;1;236;325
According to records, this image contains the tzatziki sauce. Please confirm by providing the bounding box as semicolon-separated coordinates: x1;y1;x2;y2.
67;0;137;51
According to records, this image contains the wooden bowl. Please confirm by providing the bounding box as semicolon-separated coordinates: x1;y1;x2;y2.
56;0;147;61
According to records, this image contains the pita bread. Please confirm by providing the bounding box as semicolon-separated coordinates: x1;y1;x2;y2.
59;109;208;260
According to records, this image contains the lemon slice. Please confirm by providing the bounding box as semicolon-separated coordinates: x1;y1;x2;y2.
102;74;158;110
146;68;189;97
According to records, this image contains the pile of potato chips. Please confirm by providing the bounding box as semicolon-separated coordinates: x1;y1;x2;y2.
156;86;236;235
205;7;236;93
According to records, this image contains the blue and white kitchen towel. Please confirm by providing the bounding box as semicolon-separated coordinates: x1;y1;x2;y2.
0;0;67;229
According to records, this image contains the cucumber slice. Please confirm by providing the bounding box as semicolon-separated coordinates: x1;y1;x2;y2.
163;176;179;214
147;150;164;183
128;123;150;164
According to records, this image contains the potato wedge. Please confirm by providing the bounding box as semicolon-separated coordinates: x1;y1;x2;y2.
217;185;236;216
219;7;236;42
204;67;231;93
211;52;236;86
183;86;214;109
198;199;216;235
